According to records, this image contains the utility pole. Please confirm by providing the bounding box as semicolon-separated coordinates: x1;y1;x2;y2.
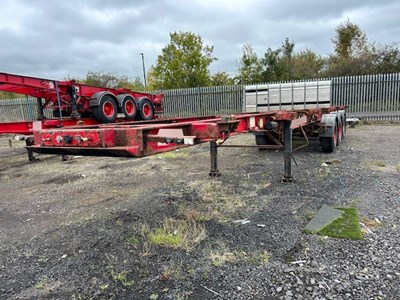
140;53;147;88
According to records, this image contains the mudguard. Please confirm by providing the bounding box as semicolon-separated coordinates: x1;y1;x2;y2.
136;97;152;111
89;91;117;107
116;94;135;108
319;112;338;138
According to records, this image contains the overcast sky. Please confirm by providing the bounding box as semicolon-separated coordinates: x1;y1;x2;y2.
0;0;399;82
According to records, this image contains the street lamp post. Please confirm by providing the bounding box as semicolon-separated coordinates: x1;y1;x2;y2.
140;53;147;88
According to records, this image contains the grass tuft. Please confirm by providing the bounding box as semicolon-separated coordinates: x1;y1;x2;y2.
110;270;135;287
361;216;383;228
157;150;189;159
148;218;206;251
34;276;49;289
362;160;386;169
209;249;237;267
126;235;139;245
318;207;363;240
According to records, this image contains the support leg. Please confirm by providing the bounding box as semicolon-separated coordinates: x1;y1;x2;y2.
209;141;220;177
25;137;35;161
282;120;293;182
36;97;45;120
68;86;81;119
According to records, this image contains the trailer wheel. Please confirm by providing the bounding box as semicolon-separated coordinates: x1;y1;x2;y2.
92;95;118;123
138;98;154;120
337;119;343;145
341;113;346;139
320;124;338;153
122;96;137;120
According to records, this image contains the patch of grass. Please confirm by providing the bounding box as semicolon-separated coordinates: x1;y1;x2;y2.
148;218;206;251
188;180;246;221
149;293;159;300
157;149;189;159
34;276;49;289
395;164;400;172
210;249;237;267
127;235;139;245
130;223;154;256
244;251;270;265
208;245;270;267
110;270;135;287
362;160;386;169
318;207;363;240
178;205;209;222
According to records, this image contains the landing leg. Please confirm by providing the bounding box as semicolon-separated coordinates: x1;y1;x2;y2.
36;97;45;120
209;141;220;177
25;137;35;161
68;86;81;119
282;120;293;182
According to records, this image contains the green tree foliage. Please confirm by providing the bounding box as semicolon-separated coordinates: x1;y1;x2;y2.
282;38;295;78
82;71;145;90
291;49;324;79
372;43;400;73
332;19;367;59
210;71;235;86
324;20;400;76
237;40;323;83
148;31;216;89
0;91;23;99
236;44;264;84
261;47;287;82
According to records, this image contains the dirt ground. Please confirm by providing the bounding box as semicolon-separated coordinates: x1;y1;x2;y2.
0;125;399;299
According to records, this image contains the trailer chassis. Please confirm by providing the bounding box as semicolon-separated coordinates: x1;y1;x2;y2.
24;106;346;181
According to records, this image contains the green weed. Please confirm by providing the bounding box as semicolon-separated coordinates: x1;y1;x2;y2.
34;276;48;289
148;218;206;250
127;235;139;245
111;270;134;287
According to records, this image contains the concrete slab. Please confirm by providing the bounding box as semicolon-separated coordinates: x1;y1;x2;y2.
305;205;344;233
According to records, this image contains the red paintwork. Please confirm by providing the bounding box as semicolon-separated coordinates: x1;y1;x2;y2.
0;118;101;135
26;107;346;157
0;71;163;120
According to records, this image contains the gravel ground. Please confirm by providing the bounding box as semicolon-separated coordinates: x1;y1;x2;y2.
0;125;399;300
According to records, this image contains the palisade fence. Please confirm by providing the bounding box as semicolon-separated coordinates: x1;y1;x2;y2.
157;85;244;117
332;73;400;121
0;97;53;122
0;73;399;122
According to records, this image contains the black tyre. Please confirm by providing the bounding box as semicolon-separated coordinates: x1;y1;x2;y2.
92;95;118;123
320;137;335;153
342;113;347;138
320;124;338;153
337;119;343;145
121;95;137;120
137;98;154;120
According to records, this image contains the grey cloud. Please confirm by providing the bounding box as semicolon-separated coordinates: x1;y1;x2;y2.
0;0;399;81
